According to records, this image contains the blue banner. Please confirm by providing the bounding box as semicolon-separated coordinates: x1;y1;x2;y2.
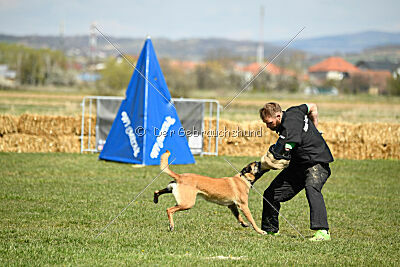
99;38;195;165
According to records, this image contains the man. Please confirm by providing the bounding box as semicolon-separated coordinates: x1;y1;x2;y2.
256;102;334;241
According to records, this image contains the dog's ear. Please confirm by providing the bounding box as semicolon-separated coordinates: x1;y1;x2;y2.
240;162;252;175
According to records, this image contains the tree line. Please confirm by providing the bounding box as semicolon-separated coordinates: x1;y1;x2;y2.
0;43;71;86
1;42;399;96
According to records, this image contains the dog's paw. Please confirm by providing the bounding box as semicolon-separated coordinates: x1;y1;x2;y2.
153;192;159;204
169;225;174;232
259;230;267;235
240;222;249;228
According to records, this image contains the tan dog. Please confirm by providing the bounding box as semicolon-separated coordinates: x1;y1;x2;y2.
153;151;267;235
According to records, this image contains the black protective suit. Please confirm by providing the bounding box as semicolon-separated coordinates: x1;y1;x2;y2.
262;104;334;232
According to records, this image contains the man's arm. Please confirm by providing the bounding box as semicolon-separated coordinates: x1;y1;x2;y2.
306;103;318;128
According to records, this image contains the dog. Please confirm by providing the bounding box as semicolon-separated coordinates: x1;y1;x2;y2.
153;151;268;235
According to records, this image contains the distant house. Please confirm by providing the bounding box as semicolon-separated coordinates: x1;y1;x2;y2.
356;60;397;71
115;54;139;66
350;69;392;94
169;60;202;73
308;57;392;94
304;86;338;95
356;60;400;78
0;65;16;80
237;62;297;82
0;64;17;87
308;57;359;82
66;62;83;71
240;62;296;76
76;72;101;83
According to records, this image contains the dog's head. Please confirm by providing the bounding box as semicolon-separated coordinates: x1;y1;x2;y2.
240;161;268;185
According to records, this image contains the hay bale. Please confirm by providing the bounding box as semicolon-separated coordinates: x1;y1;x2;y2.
1;114;399;159
17;114;77;136
203;119;278;156
15;114;96;137
321;122;400;159
0;114;18;135
57;135;84;153
203;119;400;159
0;134;86;153
74;116;96;136
0;134;59;153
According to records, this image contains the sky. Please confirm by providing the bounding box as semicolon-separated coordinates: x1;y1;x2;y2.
0;0;399;41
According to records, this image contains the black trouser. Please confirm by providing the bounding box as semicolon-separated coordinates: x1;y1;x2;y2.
261;163;331;233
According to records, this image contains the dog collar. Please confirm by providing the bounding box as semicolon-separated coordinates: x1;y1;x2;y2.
239;173;253;187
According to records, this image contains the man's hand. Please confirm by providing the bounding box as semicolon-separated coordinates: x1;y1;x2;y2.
307;103;318;128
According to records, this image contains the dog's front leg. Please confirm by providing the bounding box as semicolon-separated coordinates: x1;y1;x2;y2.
228;204;249;227
238;204;266;235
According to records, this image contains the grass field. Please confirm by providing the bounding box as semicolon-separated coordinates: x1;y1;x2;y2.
1;153;399;265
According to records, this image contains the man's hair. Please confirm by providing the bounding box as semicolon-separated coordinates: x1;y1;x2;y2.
259;102;282;119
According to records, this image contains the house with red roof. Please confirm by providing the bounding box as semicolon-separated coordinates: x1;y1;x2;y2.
240;62;296;77
169;60;202;73
233;61;304;91
308;56;392;94
237;61;299;84
308;57;360;82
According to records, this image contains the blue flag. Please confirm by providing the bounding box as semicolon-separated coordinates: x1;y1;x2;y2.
99;38;195;165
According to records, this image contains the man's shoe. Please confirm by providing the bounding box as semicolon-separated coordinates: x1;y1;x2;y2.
309;230;331;241
266;231;279;236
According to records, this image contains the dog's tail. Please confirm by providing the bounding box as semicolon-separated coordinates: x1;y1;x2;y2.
160;150;181;181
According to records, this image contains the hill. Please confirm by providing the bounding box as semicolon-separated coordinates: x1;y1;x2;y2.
0;34;283;60
2;31;400;59
287;31;400;54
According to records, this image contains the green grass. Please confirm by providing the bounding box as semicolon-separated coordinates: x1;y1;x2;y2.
1;153;400;265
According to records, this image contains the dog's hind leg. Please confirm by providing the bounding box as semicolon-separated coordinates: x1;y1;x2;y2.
228;204;249;228
153;182;174;204
166;184;197;231
166;204;193;231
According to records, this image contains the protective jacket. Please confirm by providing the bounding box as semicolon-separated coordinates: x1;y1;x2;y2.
276;104;334;166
